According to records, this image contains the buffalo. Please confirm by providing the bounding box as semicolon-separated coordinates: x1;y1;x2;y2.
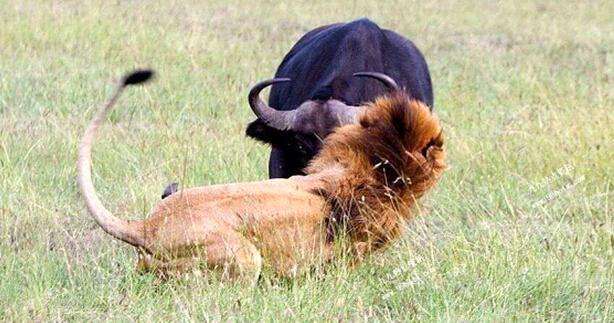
246;18;433;178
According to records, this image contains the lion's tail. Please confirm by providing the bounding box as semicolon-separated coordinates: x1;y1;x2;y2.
77;70;154;248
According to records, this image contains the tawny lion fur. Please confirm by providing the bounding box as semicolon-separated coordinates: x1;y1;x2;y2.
77;71;446;283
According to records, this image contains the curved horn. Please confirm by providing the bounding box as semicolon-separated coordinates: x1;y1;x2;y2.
248;78;295;130
353;72;400;91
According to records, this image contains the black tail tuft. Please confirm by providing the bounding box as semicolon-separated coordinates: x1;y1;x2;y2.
122;69;155;86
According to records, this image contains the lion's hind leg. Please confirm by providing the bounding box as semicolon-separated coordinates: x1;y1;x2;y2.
207;231;263;286
135;231;262;285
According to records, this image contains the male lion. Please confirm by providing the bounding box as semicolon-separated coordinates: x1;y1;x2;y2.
77;70;445;284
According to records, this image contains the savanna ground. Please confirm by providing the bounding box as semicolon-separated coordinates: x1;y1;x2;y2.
0;0;612;320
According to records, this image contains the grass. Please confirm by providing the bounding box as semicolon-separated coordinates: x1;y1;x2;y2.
0;0;612;320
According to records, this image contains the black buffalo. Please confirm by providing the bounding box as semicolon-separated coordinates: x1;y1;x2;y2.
246;18;433;178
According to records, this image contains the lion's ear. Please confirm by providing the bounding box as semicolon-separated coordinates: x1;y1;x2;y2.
432;129;444;148
425;138;446;168
421;129;444;157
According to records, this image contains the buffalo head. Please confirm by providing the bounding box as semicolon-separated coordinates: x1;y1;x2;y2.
246;72;400;177
248;72;398;137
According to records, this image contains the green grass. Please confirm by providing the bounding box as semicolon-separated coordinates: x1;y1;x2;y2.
0;0;612;320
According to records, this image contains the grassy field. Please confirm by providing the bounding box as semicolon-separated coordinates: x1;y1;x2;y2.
0;0;612;320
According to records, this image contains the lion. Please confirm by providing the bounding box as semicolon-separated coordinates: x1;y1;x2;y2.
77;70;445;284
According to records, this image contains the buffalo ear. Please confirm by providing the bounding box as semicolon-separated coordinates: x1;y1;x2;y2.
246;119;274;144
246;119;287;146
